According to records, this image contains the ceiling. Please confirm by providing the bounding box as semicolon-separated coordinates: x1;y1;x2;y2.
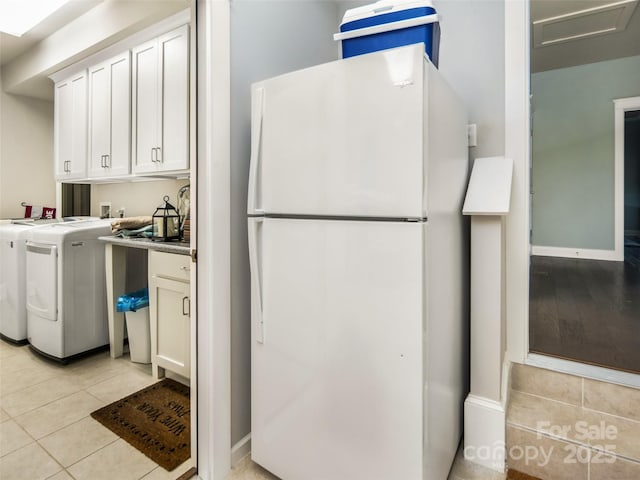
1;1;639;80
0;0;103;67
531;0;640;72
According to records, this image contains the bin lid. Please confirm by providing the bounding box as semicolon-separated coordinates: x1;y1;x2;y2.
341;0;436;26
116;287;149;312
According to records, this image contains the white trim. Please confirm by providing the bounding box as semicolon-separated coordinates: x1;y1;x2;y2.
463;395;506;472
614;96;640;262
527;353;640;389
49;9;191;83
196;1;231;479
504;0;530;365
531;245;619;261
55;182;63;215
230;434;252;467
188;0;198;469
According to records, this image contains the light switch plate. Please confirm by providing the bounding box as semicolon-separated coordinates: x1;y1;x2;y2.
100;202;112;219
467;124;477;147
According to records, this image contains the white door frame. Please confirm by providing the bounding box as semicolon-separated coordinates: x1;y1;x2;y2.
504;0;530;365
508;1;640;386
614;96;640;261
196;1;231;479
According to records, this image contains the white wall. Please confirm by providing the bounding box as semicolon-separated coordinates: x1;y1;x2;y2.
436;0;505;160
229;0;342;447
0;74;56;219
531;55;640;250
91;179;189;218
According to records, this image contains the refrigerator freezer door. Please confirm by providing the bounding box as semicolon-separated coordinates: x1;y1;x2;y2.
249;44;425;218
249;217;425;480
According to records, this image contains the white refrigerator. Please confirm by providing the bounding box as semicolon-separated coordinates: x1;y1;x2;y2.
248;44;469;480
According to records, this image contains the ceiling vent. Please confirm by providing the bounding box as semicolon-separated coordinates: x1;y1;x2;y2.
533;0;639;48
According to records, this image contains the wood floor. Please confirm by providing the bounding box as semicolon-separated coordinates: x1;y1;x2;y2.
529;241;640;373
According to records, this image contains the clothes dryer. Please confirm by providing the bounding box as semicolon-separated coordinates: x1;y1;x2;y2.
24;219;111;361
0;219;81;343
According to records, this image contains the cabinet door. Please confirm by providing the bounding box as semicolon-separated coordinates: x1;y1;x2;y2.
88;53;131;178
54;80;72;179
88;63;110;177
131;39;159;174
151;277;190;378
55;72;87;181
159;25;189;172
69;72;88;179
108;52;131;176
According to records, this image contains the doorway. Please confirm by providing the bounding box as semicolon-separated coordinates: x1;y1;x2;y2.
529;98;640;374
527;0;640;375
60;183;91;217
623;109;640;266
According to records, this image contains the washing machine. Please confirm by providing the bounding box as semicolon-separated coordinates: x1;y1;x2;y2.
24;219;112;361
0;219;75;343
1;222;43;343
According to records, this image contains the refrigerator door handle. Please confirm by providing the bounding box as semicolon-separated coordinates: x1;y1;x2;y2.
248;217;265;343
247;87;264;215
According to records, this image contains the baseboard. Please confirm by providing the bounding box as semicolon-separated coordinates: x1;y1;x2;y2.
463;394;506;472
230;433;251;467
530;245;620;261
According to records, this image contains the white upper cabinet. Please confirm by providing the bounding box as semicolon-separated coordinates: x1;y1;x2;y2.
51;20;190;183
88;52;131;178
55;71;88;181
132;25;189;175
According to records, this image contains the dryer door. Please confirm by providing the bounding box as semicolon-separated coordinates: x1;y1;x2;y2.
26;242;57;321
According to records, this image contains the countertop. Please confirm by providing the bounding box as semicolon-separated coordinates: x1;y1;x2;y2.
99;236;191;256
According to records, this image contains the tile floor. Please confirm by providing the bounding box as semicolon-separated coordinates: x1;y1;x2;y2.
227;446;507;480
507;363;640;479
0;340;194;480
2;338;507;480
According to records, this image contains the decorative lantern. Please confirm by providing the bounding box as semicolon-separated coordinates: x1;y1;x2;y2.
152;196;180;241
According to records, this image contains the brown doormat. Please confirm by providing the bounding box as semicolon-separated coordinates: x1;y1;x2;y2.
507;469;543;480
91;378;190;471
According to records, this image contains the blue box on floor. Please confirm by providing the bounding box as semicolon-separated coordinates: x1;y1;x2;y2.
334;0;440;67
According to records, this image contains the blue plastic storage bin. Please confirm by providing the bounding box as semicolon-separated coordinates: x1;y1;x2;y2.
334;0;440;66
116;287;149;312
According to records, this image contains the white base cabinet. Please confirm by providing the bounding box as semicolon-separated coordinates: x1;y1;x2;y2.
148;250;191;379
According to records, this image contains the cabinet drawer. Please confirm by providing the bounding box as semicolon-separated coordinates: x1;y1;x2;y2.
149;250;190;282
